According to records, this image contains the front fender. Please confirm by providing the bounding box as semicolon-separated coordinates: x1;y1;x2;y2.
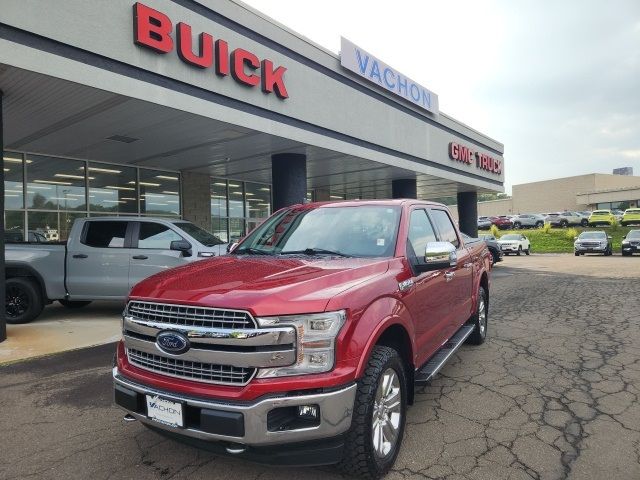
341;296;416;379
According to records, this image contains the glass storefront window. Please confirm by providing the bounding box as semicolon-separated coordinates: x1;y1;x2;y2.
27;211;60;242
211;179;228;217
4;153;24;210
228;181;244;218
59;212;88;241
26;155;86;211
88;163;137;214
140;169;180;216
229;217;246;243
245;183;271;219
5;210;25;242
212;217;229;243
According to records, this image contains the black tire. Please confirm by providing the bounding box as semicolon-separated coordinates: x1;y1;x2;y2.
467;286;488;345
336;345;407;479
581;219;588;227
6;277;44;324
525;246;531;255
513;222;521;230
491;250;501;264
59;300;92;309
535;221;544;228
560;220;569;228
517;246;522;256
622;251;631;257
575;252;580;256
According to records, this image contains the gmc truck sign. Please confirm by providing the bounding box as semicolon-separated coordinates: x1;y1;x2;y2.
133;2;289;99
449;142;503;175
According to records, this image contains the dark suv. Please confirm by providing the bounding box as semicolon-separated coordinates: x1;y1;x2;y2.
621;230;640;256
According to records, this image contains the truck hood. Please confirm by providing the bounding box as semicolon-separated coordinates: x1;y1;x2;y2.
129;255;390;316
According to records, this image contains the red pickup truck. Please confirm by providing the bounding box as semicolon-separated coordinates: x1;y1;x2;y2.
114;200;491;478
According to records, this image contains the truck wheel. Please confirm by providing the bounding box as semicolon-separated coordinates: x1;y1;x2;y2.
59;300;92;309
6;277;44;324
336;345;407;479
467;286;488;345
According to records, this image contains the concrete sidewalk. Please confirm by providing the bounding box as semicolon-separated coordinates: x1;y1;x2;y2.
0;301;123;364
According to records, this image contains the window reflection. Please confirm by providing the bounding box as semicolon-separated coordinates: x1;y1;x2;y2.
26;155;86;211
4;153;24;210
88;163;137;214
140;169;180;216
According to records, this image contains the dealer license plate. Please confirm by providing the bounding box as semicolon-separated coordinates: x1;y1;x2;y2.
146;395;184;427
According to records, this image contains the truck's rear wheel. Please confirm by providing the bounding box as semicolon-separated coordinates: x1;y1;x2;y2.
467;286;488;345
59;300;92;309
336;345;407;479
6;277;44;324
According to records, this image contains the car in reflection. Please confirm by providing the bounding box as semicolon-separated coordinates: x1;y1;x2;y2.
574;231;612;256
621;229;640;256
5;230;49;243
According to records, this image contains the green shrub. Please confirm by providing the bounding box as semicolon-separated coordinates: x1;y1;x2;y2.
490;224;500;237
566;228;579;240
542;222;552;234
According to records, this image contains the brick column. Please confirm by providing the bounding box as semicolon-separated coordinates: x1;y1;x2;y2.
180;171;211;231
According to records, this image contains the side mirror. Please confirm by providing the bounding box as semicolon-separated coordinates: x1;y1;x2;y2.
227;242;239;253
417;242;457;272
607;235;612;240
170;239;192;257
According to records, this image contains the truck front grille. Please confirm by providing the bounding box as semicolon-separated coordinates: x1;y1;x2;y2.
126;301;256;330
127;348;255;385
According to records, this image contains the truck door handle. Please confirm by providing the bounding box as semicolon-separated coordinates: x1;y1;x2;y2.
132;255;149;260
72;254;88;259
444;271;455;281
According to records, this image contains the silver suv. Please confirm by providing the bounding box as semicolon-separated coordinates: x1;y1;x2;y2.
511;214;545;229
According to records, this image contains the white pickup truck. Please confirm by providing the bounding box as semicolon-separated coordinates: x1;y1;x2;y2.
5;217;227;324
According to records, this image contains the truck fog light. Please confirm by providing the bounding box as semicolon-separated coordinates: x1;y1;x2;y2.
308;352;329;365
298;405;319;419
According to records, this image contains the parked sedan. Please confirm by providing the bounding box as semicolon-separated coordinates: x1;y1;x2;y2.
588;210;616;226
497;233;531;256
511;214;545;229
478;234;503;264
490;216;513;230
574;231;612;256
478;216;493;230
621;208;640;226
621;229;640;256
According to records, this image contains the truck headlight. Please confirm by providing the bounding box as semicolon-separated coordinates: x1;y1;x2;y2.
255;310;346;378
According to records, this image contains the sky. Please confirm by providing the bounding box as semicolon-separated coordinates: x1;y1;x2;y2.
242;0;640;193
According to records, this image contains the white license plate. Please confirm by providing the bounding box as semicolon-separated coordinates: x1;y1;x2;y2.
146;395;184;427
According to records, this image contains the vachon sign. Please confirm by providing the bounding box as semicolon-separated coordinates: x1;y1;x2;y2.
132;2;289;99
449;142;502;175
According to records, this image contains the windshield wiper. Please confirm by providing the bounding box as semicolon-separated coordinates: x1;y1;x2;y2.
235;247;271;255
279;248;351;257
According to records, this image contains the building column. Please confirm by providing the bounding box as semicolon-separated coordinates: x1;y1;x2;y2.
457;191;478;237
0;90;6;343
391;179;417;199
271;153;307;210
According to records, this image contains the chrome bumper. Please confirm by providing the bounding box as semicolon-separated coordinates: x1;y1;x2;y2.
113;368;356;446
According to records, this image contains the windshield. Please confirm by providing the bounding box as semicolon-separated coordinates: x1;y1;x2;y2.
174;221;225;247
500;234;521;240
578;232;606;239
235;205;401;257
626;231;640;239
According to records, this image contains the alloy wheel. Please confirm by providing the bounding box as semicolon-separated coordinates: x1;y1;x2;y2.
372;368;402;458
478;295;487;337
6;285;29;318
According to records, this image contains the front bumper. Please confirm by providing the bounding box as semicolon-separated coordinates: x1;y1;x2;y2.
622;244;640;253
500;244;520;252
113;368;357;448
574;245;607;253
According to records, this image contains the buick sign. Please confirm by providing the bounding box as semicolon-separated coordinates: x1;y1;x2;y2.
156;331;190;355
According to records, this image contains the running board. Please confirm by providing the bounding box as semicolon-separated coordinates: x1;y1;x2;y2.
414;324;475;385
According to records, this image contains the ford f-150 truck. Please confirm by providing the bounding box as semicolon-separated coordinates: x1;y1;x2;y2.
5;217;227;324
113;200;492;478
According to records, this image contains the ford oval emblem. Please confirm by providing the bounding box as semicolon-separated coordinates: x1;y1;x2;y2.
156;331;190;355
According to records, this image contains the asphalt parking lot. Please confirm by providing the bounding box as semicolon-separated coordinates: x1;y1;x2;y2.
1;255;639;480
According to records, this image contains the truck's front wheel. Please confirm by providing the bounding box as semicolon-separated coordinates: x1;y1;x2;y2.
337;345;407;479
6;277;44;324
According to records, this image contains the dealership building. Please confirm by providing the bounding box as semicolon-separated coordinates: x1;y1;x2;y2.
0;0;505;340
471;173;640;217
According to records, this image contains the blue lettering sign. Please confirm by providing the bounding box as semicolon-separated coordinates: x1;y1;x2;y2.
421;89;431;109
397;75;408;96
410;83;420;102
355;49;369;75
369;60;382;83
383;68;396;89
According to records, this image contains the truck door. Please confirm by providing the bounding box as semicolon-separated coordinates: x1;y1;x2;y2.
66;220;136;300
128;221;190;291
403;208;452;363
428;208;474;335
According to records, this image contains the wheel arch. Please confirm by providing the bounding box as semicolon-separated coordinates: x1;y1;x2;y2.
5;263;48;301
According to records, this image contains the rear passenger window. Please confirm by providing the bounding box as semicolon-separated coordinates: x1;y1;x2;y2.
138;223;183;249
429;209;460;248
407;209;437;259
83;221;128;248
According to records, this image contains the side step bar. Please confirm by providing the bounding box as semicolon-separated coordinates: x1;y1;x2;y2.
414;324;475;385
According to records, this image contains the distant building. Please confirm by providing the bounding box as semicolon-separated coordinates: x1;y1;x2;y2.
613;167;633;176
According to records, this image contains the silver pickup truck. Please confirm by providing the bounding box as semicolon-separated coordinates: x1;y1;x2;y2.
5;217;227;324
